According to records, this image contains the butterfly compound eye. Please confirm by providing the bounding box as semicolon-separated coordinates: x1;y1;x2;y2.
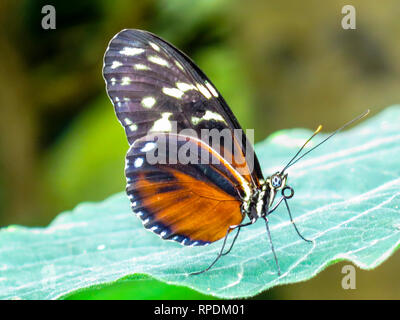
271;175;282;188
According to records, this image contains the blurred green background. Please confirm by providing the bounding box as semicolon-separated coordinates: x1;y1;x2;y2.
1;0;399;299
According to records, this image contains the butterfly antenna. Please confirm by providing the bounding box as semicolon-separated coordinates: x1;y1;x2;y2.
281;125;323;173
283;109;370;171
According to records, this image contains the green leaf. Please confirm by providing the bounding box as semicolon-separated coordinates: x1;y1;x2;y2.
63;274;217;300
1;106;400;300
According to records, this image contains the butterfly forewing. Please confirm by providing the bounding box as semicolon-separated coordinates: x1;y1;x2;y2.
103;29;262;185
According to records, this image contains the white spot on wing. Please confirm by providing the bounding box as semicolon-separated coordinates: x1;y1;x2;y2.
149;42;160;51
176;82;197;92
134;64;150;70
111;61;122;69
175;60;184;70
204;110;225;122
129;124;138;131
148;55;169;67
205;81;219;97
196;83;212;99
110;78;117;85
124;118;133;125
191;110;226;125
191;117;201;125
150;112;173;132
141;142;156;152
121;77;131;86
134;158;144;168
162;87;184;99
141;96;156;109
119;47;144;56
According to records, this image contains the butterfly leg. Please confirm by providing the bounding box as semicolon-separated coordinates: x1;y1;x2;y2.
189;221;253;275
221;220;253;256
283;198;312;243
221;228;240;256
263;217;281;276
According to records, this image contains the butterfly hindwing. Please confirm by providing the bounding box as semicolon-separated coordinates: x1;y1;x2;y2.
125;133;246;245
103;29;262;185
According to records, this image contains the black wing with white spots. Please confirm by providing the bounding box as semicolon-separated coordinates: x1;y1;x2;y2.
103;29;263;185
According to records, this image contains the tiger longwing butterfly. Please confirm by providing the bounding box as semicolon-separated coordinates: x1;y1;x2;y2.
103;29;368;275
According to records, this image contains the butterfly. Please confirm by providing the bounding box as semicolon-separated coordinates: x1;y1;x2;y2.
103;29;368;275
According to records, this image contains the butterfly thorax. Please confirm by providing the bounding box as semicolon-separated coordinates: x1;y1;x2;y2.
242;180;271;223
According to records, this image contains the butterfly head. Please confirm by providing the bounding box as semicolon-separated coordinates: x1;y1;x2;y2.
270;172;288;190
263;172;289;211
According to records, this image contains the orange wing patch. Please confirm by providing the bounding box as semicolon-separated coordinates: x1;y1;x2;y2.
130;169;243;244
